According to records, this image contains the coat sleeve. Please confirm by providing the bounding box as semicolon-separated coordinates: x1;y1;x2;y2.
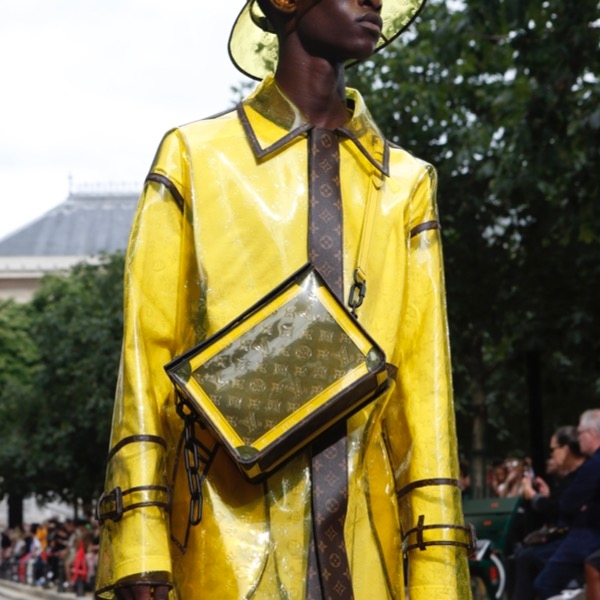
383;164;473;600
95;129;201;599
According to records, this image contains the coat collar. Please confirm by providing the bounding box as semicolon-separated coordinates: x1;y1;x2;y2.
237;74;390;176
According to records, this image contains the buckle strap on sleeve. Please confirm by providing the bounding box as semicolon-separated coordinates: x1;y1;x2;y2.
409;220;440;238
403;514;476;554
397;477;461;501
96;484;171;524
107;435;167;463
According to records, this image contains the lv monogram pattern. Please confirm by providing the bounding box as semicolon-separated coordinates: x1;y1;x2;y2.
306;128;354;600
308;129;344;297
192;289;364;445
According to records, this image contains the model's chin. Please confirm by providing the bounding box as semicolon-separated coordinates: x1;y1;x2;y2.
347;42;378;62
308;37;378;66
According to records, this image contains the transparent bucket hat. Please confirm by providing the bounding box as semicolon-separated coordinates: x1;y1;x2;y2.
228;0;427;80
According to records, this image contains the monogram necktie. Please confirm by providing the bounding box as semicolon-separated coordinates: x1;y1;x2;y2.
305;127;354;600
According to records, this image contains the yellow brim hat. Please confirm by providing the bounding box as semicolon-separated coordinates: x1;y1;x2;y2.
228;0;427;80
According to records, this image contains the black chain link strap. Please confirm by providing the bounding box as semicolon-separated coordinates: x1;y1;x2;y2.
175;392;219;527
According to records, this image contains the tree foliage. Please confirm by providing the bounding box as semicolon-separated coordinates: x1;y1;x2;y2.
348;0;600;478
26;253;125;507
0;299;41;501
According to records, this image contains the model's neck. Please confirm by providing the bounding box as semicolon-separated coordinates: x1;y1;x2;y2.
274;45;349;130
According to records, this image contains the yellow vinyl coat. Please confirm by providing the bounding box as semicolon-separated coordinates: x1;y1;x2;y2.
96;75;472;600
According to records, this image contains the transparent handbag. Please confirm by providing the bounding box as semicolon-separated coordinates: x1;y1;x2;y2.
165;262;389;482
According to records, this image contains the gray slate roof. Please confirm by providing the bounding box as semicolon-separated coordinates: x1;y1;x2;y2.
0;192;139;257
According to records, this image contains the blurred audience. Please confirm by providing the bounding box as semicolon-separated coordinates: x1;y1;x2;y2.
489;458;509;497
0;516;100;592
533;409;600;599
511;426;585;600
490;457;530;498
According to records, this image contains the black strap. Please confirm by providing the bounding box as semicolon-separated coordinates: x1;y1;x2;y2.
96;484;170;524
402;515;476;554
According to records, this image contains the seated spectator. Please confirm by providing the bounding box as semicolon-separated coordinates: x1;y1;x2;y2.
523;427;585;528
503;458;528;498
534;409;600;599
490;457;528;498
459;458;472;499
490;458;509;497
511;426;585;600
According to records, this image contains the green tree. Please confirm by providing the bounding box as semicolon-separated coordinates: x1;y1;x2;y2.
0;299;40;525
348;0;600;494
26;253;125;509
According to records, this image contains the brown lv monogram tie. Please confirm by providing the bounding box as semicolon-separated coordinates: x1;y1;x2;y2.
305;127;354;600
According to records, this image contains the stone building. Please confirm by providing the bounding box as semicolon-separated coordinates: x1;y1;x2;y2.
0;187;138;302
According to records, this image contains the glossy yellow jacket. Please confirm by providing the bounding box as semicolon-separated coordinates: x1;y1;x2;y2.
96;75;472;600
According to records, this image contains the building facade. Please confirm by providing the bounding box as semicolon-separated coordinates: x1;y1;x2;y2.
0;188;138;302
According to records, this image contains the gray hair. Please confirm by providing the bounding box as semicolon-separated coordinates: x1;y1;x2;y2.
580;409;600;437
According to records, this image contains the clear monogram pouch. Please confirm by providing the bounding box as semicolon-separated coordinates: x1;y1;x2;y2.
164;263;389;482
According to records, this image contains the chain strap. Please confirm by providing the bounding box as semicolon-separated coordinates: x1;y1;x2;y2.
175;392;219;527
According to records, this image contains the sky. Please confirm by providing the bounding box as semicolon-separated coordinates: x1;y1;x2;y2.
0;1;249;240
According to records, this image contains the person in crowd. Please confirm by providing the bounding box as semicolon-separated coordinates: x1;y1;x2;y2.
1;527;11;557
511;426;585;600
17;523;41;583
490;458;510;497
45;519;69;588
1;527;14;577
503;458;529;498
460;458;473;499
490;457;528;498
94;0;472;599
63;519;89;590
522;427;586;528
534;409;600;599
85;519;100;590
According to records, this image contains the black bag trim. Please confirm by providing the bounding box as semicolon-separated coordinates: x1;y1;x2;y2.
165;262;390;482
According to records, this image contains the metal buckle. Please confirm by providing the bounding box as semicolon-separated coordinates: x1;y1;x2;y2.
347;269;367;317
96;486;124;524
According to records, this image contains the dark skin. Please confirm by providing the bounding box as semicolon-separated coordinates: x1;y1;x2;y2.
586;562;600;600
116;585;169;600
116;1;382;598
270;0;383;128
